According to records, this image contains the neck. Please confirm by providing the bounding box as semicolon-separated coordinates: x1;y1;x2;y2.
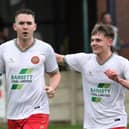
16;38;34;51
96;51;113;65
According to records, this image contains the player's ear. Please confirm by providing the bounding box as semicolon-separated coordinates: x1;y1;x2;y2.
13;23;17;31
33;23;37;31
108;38;113;47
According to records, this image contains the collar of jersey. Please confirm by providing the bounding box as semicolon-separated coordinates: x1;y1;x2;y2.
15;39;36;52
96;53;114;65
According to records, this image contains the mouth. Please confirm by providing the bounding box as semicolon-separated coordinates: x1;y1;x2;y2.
22;32;28;35
22;32;29;37
92;46;100;52
92;46;98;50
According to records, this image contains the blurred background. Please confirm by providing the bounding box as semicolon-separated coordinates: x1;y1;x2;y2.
0;0;129;55
0;0;129;128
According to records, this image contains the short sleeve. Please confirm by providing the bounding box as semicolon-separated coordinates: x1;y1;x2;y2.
45;45;58;73
64;53;89;72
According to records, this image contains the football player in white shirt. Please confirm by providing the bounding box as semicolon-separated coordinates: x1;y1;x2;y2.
0;8;61;129
56;24;129;129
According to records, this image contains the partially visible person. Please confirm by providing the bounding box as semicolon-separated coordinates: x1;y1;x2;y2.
0;17;9;44
100;12;119;52
0;8;61;129
56;23;129;129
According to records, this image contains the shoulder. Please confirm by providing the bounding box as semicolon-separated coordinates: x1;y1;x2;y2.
34;39;55;56
65;52;95;63
35;39;53;49
66;52;95;58
0;39;15;49
113;54;129;63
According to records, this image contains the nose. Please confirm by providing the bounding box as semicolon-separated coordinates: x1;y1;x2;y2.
23;23;28;27
91;40;96;46
22;23;29;30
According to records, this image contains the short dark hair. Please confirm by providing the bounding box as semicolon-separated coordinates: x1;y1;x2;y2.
91;23;114;40
14;8;35;21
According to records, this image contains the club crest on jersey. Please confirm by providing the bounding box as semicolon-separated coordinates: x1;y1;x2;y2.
31;56;40;64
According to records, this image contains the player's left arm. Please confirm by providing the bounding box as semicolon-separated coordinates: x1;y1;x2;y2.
104;69;129;89
45;70;61;98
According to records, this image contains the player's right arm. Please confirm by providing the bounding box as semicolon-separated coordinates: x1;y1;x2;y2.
56;53;85;72
55;53;65;65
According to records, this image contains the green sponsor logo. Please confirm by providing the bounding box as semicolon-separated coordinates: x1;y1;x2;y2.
91;83;111;102
91;97;101;102
11;68;33;90
11;84;23;90
98;83;110;88
19;68;33;74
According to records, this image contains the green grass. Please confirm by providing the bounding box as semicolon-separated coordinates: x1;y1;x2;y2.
0;124;129;129
0;126;6;129
0;124;82;129
48;124;82;129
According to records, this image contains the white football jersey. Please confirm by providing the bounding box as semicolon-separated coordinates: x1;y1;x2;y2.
0;39;58;119
65;53;129;129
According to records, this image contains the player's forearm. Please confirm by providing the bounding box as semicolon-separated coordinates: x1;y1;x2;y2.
55;53;65;65
49;71;61;90
117;77;129;89
104;69;129;89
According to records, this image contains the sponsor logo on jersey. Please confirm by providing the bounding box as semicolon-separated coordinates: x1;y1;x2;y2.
31;56;40;64
91;83;111;102
11;68;33;90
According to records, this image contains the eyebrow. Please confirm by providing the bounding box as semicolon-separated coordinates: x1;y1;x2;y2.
91;38;103;42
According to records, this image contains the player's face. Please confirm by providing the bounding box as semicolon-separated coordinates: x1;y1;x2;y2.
13;14;37;41
90;32;112;55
